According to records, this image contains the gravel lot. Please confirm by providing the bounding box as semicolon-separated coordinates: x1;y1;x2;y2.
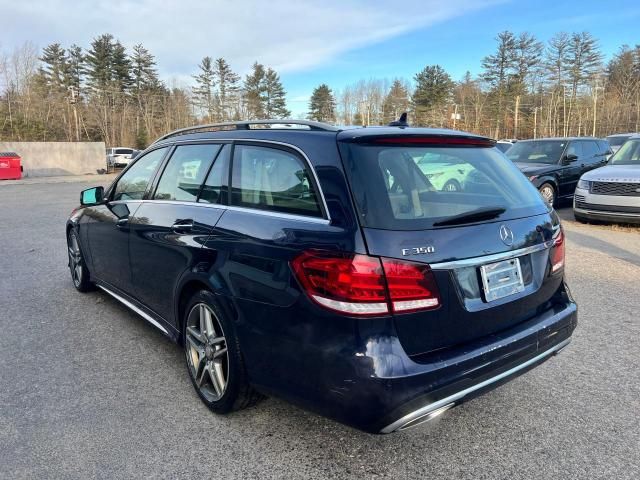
1;178;638;479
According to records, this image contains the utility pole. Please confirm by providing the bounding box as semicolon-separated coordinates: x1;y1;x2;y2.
562;86;567;137
513;95;520;139
68;86;80;142
592;81;603;137
452;104;459;129
533;107;538;139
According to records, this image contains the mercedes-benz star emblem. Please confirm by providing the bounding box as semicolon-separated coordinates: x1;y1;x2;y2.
499;225;514;246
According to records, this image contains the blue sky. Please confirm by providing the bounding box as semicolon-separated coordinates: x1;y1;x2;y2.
284;0;640;114
1;0;639;116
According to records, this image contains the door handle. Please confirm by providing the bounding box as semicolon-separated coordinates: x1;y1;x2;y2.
171;220;194;233
116;217;129;228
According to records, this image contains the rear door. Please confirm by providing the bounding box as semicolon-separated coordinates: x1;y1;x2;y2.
338;137;562;356
128;143;227;323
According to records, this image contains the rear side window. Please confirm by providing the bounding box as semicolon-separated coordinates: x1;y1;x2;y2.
199;145;230;204
340;142;547;230
112;147;167;201
154;144;220;202
230;144;322;217
582;141;600;158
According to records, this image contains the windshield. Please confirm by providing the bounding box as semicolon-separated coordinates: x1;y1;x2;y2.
506;141;566;164
610;139;640;165
606;136;630;147
339;142;547;230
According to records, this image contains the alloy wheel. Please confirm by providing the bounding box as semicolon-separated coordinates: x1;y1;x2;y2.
68;232;83;287
539;185;555;206
185;303;229;402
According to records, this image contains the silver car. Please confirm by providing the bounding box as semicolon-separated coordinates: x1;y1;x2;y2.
574;135;640;224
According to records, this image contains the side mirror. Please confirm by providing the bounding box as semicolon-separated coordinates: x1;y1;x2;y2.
80;186;104;206
563;153;578;164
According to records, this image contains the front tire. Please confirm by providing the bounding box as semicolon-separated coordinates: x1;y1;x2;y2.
442;179;462;192
538;183;556;207
183;290;262;414
67;229;93;292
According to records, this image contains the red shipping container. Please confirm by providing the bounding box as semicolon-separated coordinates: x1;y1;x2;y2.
0;152;22;180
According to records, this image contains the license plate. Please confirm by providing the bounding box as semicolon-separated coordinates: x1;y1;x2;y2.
480;257;525;302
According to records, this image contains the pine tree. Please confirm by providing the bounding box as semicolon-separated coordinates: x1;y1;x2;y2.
213;58;240;121
308;84;336;122
192;56;216;122
382;79;411;123
65;44;84;93
481;31;518;137
85;34;117;91
111;40;132;92
131;44;160;94
264;68;290;118
412;65;454;126
39;43;68;91
244;62;266;119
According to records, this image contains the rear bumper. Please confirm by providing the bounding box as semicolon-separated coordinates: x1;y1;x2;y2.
240;289;577;433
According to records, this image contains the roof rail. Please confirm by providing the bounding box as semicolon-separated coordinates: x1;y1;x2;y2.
152;119;340;144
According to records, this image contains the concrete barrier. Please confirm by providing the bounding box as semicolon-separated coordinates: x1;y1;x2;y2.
0;142;106;177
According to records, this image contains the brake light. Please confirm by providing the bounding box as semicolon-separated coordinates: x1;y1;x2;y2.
291;251;440;316
550;228;565;273
371;136;495;147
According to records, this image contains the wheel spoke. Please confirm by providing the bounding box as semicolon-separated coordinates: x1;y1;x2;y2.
202;305;215;339
213;346;227;359
212;360;226;393
199;304;209;339
196;359;208;387
186;325;205;344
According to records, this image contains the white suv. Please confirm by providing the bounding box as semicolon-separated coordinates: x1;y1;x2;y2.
106;148;137;170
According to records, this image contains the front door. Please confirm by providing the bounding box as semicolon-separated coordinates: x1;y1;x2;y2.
86;146;169;293
558;141;583;198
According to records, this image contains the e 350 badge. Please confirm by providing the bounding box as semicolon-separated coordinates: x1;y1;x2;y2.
401;245;435;256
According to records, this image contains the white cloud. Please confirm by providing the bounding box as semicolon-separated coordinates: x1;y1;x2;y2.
1;0;500;77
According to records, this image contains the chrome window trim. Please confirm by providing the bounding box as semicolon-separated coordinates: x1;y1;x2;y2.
162;138;332;222
380;338;571;434
430;241;553;270
133;199;330;225
97;284;169;335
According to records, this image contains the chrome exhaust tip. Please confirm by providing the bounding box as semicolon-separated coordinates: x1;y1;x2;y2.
396;403;455;432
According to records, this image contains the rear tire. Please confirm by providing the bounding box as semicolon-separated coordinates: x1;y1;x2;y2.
183;290;263;414
538;183;556;207
67;229;93;292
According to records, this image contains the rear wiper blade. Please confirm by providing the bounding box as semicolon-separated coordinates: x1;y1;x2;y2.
432;206;507;227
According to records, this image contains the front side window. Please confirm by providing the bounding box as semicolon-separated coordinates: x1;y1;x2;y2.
112;147;167;201
507;141;566;164
231;145;322;217
154;144;220;202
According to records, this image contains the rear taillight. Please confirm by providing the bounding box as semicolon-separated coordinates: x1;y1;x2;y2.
381;258;440;313
550;228;565;273
291;251;440;316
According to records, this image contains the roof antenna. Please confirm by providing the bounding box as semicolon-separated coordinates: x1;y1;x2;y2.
388;112;409;127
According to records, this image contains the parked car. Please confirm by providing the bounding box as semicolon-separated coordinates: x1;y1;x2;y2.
67;120;576;433
416;152;474;191
605;133;638;156
506;137;610;206
574;135;640;224
106;147;136;170
496;140;514;153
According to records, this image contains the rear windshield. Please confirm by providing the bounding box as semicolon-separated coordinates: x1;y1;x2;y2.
506;141;565;164
339;143;548;230
606;136;630;147
115;148;133;155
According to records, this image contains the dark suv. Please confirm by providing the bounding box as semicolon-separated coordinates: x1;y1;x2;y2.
506;138;610;206
67;120;577;433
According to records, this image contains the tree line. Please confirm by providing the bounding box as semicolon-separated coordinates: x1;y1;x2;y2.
1;30;639;147
0;34;289;147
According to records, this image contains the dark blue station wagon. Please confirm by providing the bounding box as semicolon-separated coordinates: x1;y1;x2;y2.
67;120;577;433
